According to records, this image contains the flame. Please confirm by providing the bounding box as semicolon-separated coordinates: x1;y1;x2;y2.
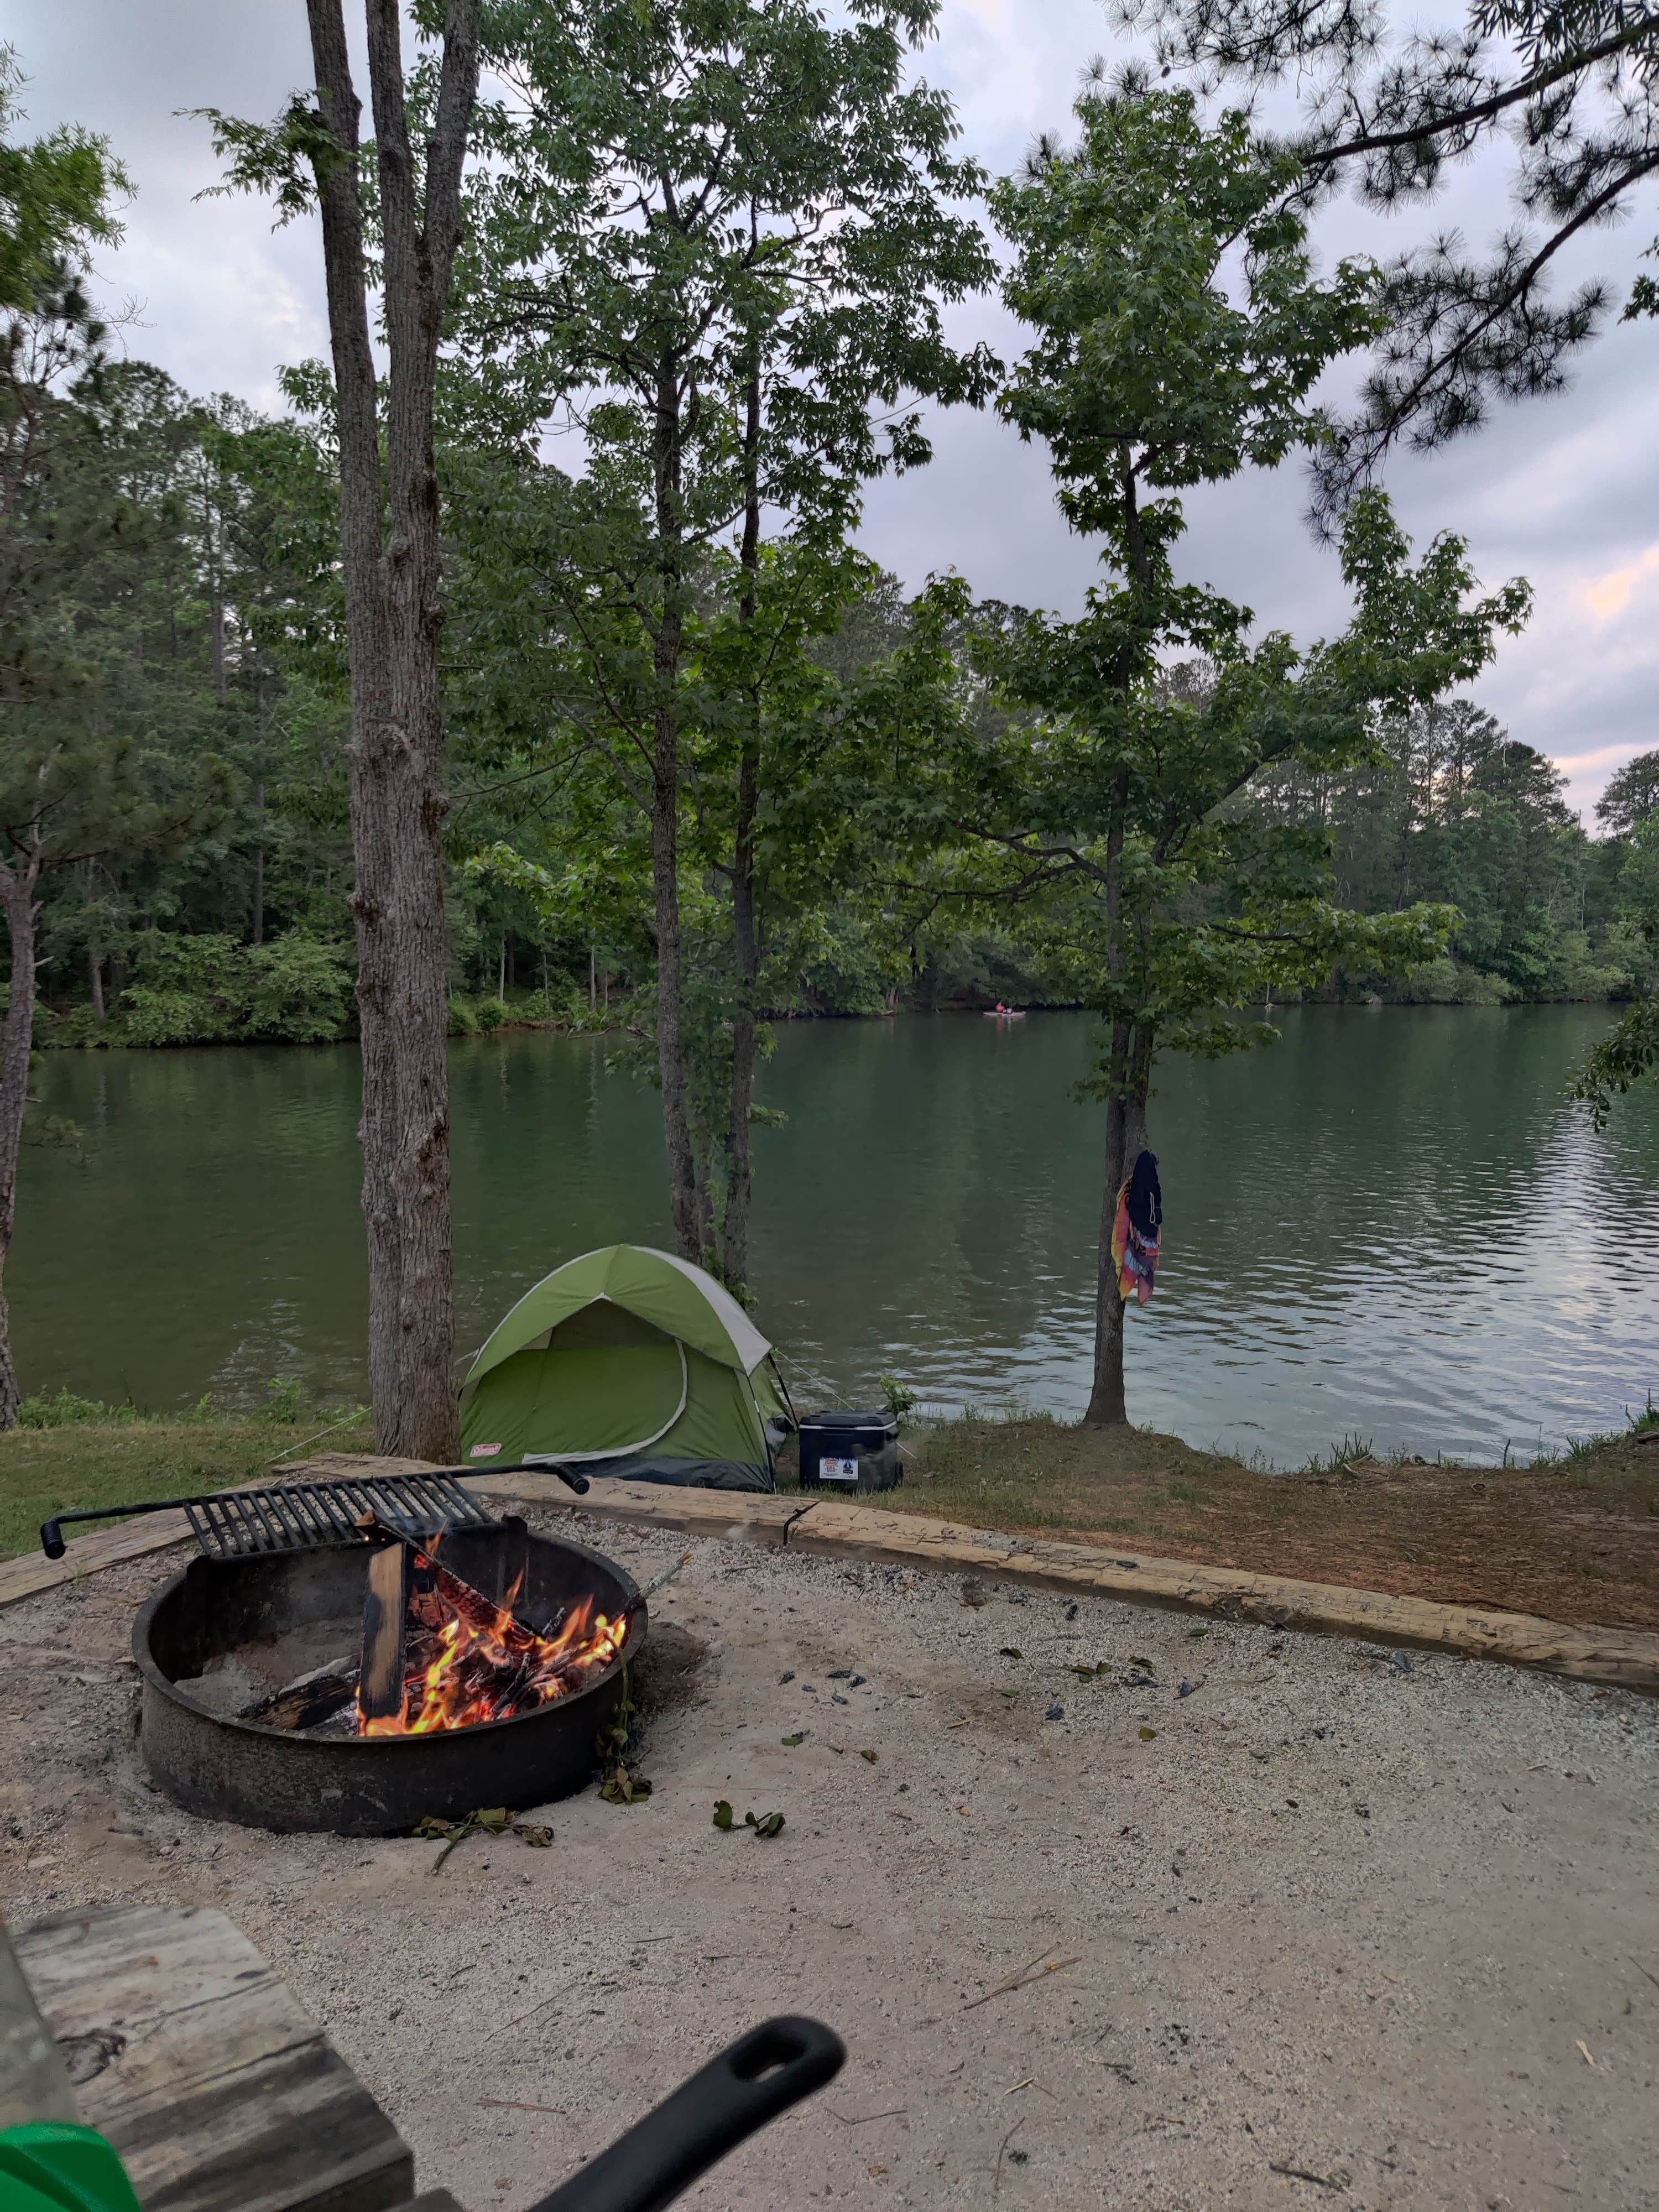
360;1544;631;1737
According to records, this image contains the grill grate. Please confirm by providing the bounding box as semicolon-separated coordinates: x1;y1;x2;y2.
183;1473;498;1561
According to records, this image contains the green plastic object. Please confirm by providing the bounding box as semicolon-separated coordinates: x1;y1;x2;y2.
0;2124;143;2212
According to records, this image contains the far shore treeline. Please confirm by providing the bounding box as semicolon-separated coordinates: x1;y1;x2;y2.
9;354;1657;1057
3;0;1657;1448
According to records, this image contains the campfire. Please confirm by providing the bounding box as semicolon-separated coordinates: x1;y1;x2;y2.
134;1511;652;1833
237;1525;638;1741
358;1536;630;1737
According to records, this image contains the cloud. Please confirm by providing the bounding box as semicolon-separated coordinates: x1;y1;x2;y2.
10;0;1657;821
1581;545;1659;624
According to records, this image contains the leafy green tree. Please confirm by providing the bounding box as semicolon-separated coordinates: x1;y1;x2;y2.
0;93;227;1421
1597;750;1659;842
453;0;994;1279
1572;812;1659;1126
931;88;1530;1423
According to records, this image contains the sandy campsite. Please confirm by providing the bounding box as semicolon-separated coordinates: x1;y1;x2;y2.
5;1502;1656;2210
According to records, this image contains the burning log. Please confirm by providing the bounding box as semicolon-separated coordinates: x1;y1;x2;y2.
351;1512;644;1739
239;1658;358;1733
358;1542;413;1725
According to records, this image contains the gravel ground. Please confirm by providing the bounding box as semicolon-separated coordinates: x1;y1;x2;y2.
3;1511;1657;2211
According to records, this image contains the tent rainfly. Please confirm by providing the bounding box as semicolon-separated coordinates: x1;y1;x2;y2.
459;1244;791;1493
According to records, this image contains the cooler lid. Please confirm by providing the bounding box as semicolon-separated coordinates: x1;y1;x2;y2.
804;1408;898;1432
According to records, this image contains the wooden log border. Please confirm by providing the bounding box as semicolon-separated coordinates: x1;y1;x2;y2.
6;1453;1657;1696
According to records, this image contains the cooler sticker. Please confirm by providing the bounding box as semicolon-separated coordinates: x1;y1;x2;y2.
469;1442;503;1458
819;1455;859;1483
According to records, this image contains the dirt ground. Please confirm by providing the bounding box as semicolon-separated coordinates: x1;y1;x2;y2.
4;1510;1658;2211
885;1420;1659;1634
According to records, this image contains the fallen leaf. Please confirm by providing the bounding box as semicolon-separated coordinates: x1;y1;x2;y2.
999;1647;1024;1658
746;1809;785;1839
1130;1655;1155;1670
1576;2039;1595;2067
860;1748;879;1762
713;1799;734;1831
1139;1727;1157;1741
781;1733;806;1746
512;1823;553;1847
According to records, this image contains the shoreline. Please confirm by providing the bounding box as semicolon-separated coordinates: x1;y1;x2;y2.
28;994;1642;1054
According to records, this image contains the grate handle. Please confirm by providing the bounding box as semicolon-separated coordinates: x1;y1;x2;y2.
40;1495;204;1560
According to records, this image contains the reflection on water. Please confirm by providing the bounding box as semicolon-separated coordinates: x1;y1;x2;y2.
18;1007;1659;1466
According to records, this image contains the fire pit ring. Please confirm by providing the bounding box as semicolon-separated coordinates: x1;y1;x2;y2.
133;1522;644;1836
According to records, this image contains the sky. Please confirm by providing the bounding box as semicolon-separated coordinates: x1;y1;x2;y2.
6;0;1655;821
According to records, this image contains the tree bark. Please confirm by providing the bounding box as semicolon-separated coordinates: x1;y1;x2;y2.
0;839;41;1426
648;352;700;1265
721;357;764;1291
86;858;105;1022
1084;1024;1149;1425
251;780;265;947
306;0;479;1460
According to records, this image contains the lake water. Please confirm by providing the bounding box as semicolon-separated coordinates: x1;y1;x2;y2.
18;1006;1659;1467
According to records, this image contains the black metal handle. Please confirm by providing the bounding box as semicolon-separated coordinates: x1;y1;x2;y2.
39;1495;202;1558
526;2015;844;2212
451;1459;590;1496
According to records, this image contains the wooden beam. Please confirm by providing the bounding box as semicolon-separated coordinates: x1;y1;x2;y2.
12;1451;1659;1695
782;1499;1659;1692
14;1905;415;2212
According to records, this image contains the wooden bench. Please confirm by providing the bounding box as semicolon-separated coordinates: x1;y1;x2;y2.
14;1903;464;2212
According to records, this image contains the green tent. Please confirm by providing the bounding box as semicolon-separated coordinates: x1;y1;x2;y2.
460;1244;790;1491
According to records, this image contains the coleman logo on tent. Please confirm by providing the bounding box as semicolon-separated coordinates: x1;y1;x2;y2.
469;1442;503;1458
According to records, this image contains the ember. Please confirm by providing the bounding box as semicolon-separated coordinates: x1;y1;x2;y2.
359;1539;631;1737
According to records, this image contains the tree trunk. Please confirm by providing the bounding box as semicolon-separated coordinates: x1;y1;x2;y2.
211;587;226;706
648;354;699;1264
251;780;265;947
1084;1025;1149;1425
86;859;105;1022
0;847;41;1426
307;0;478;1461
722;356;763;1291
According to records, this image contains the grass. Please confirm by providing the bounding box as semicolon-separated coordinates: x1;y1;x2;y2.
871;1408;1659;1631
0;1389;373;1559
9;1391;1659;1631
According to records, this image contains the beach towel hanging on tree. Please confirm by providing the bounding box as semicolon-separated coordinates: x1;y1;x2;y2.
1112;1150;1162;1305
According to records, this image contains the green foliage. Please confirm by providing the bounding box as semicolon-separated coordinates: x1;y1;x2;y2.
919;90;1529;1123
1571;999;1659;1131
19;1386;133;1427
118;931;353;1046
264;1373;305;1423
880;1374;919;1421
0;48;128;314
1252;700;1640;1001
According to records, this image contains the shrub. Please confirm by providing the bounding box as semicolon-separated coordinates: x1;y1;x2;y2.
19;1387;131;1427
265;1374;306;1423
119;932;354;1046
244;937;354;1042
